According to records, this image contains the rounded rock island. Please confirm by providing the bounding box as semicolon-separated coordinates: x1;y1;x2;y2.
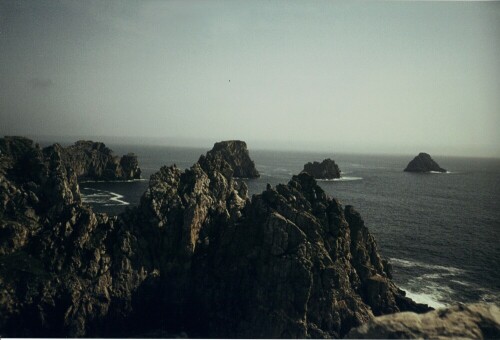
404;153;446;173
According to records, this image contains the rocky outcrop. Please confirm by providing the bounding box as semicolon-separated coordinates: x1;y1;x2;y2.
404;153;446;173
302;158;341;179
199;140;259;178
0;136;431;338
181;173;430;338
347;303;500;339
58;140;141;180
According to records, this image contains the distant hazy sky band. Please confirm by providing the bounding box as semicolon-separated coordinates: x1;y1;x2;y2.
0;1;499;156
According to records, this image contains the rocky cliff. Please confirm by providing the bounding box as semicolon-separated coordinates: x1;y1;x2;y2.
404;152;446;173
58;140;141;180
302;158;341;179
347;303;500;339
200;140;259;178
0;136;431;338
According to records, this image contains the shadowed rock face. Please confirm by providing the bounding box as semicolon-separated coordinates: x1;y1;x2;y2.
347;303;500;339
56;140;142;180
0;136;430;338
404;153;446;173
302;158;341;179
199;140;259;178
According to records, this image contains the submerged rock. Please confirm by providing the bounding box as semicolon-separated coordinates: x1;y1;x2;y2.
199;140;259;178
302;158;341;179
347;303;500;339
0;136;432;338
404;153;446;173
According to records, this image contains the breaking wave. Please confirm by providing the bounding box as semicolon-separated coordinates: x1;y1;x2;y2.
81;188;130;206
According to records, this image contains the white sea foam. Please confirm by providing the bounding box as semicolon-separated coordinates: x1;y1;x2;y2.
389;258;464;274
316;176;363;182
450;279;473;287
109;192;129;205
335;176;362;181
402;288;448;309
79;178;147;183
81;188;129;206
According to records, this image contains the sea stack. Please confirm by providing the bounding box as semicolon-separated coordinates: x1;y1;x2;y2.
54;140;141;180
302;158;341;179
404;153;446;173
199;140;259;178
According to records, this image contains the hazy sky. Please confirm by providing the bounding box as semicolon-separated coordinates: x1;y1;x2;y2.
0;1;499;156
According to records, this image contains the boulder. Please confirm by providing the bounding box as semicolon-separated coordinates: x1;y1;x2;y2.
302;158;341;179
404;153;446;173
347;303;500;339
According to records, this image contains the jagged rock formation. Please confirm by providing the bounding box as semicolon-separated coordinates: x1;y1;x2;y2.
404;152;446;173
0;136;431;338
347;303;500;339
59;140;141;180
302;158;341;179
200;140;259;178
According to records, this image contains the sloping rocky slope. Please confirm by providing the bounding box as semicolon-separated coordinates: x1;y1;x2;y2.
0;136;429;338
347;303;500;339
404;152;446;173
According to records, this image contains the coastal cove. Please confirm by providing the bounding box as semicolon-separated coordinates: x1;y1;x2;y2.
81;143;500;310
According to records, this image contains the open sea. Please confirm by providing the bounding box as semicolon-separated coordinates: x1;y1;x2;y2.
77;143;500;309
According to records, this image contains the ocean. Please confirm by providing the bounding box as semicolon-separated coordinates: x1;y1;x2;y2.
78;143;500;309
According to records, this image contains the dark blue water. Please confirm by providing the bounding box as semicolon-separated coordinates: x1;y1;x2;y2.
80;144;500;309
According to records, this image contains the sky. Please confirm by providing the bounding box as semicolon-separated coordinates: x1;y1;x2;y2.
0;0;499;156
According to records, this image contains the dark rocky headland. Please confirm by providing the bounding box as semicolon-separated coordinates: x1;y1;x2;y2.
2;136;497;338
302;158;341;179
404;152;447;173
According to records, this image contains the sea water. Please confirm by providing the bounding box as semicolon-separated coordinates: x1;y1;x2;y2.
79;144;500;309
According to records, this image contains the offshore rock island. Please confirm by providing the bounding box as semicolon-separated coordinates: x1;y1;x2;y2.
404;152;447;173
200;140;260;178
0;136;431;338
302;158;341;179
0;137;142;182
57;140;141;180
